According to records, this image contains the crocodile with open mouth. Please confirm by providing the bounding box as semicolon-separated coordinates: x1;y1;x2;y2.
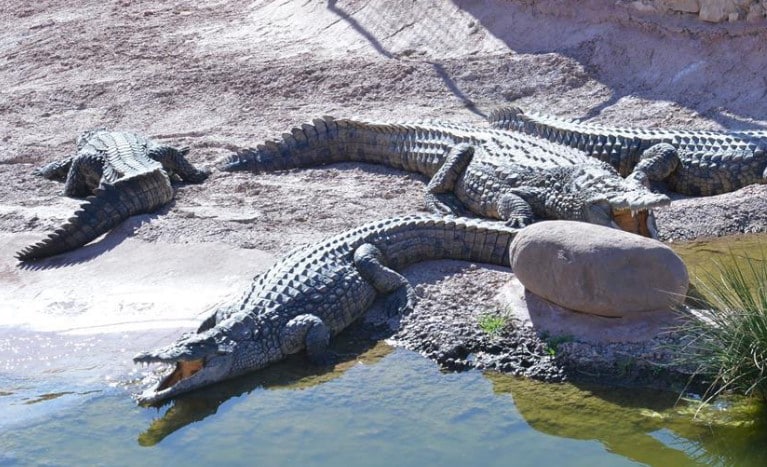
222;116;669;237
133;215;517;404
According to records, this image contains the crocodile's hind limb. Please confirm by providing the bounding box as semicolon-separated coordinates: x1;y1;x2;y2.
148;145;210;183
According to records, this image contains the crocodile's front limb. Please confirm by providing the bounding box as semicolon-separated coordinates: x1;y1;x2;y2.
627;143;680;188
34;156;75;181
281;314;332;364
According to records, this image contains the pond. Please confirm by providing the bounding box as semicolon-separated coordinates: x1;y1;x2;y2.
2;334;767;466
3;233;767;466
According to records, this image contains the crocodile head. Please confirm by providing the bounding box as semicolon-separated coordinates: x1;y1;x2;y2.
551;164;670;238
133;319;273;405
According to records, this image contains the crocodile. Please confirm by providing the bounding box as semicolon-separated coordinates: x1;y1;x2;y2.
489;106;767;196
17;130;209;261
222;116;669;237
133;215;517;404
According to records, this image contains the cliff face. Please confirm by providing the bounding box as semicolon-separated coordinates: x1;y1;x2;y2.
624;0;767;22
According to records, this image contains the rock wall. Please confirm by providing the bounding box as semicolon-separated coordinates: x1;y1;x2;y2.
624;0;767;22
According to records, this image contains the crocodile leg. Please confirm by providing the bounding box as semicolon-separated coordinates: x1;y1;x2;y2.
628;143;680;187
425;143;475;216
354;243;417;317
63;154;105;197
34;156;74;181
281;314;332;364
148;146;210;183
497;192;536;227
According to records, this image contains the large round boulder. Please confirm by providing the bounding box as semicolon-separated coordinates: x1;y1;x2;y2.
509;221;688;317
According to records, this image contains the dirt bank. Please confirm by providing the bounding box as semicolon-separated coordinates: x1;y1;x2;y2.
2;0;766;392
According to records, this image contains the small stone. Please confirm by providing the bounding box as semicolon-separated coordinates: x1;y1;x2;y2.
663;0;700;13
747;3;765;21
699;0;733;22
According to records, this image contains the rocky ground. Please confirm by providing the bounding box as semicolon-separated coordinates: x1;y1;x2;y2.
2;0;767;391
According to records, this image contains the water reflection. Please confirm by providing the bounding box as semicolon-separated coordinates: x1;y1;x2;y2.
138;336;392;446
487;372;767;466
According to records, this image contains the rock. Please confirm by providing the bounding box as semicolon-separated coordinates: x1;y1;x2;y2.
509;221;689;317
627;0;662;13
747;3;765;21
699;0;736;22
663;0;701;13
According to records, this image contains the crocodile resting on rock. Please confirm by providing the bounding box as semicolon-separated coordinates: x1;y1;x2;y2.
222;116;669;237
134;215;517;404
17;130;209;261
489;106;767;196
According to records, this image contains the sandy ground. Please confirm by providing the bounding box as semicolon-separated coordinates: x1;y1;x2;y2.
2;0;767;398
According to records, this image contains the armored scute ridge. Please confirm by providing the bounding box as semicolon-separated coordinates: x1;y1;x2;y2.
17;130;209;261
222;116;669;237
489;106;767;196
134;215;517;404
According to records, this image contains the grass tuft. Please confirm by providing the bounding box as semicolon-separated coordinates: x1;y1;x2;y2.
680;253;767;403
478;313;507;336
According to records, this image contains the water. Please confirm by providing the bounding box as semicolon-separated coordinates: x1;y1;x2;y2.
2;338;767;467
672;233;767;282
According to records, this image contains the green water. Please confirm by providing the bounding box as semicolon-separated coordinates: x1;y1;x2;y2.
4;234;767;466
673;233;767;283
2;341;767;467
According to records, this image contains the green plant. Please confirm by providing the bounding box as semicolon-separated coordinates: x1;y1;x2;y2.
680;253;767;403
541;333;573;357
478;313;507;336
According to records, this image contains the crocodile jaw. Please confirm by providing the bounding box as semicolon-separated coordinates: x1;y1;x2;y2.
604;191;669;238
133;354;234;405
612;208;658;238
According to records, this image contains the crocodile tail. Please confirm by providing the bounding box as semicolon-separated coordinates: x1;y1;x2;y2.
221;117;347;173
220;117;446;176
16;171;172;262
487;106;528;131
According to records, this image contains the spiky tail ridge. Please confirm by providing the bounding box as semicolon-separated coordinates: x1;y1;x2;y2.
487;106;530;132
221;117;455;177
16;170;173;261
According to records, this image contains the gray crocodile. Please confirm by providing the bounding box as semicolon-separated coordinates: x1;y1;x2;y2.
222;117;669;237
17;130;209;261
133;215;516;404
489;106;767;196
